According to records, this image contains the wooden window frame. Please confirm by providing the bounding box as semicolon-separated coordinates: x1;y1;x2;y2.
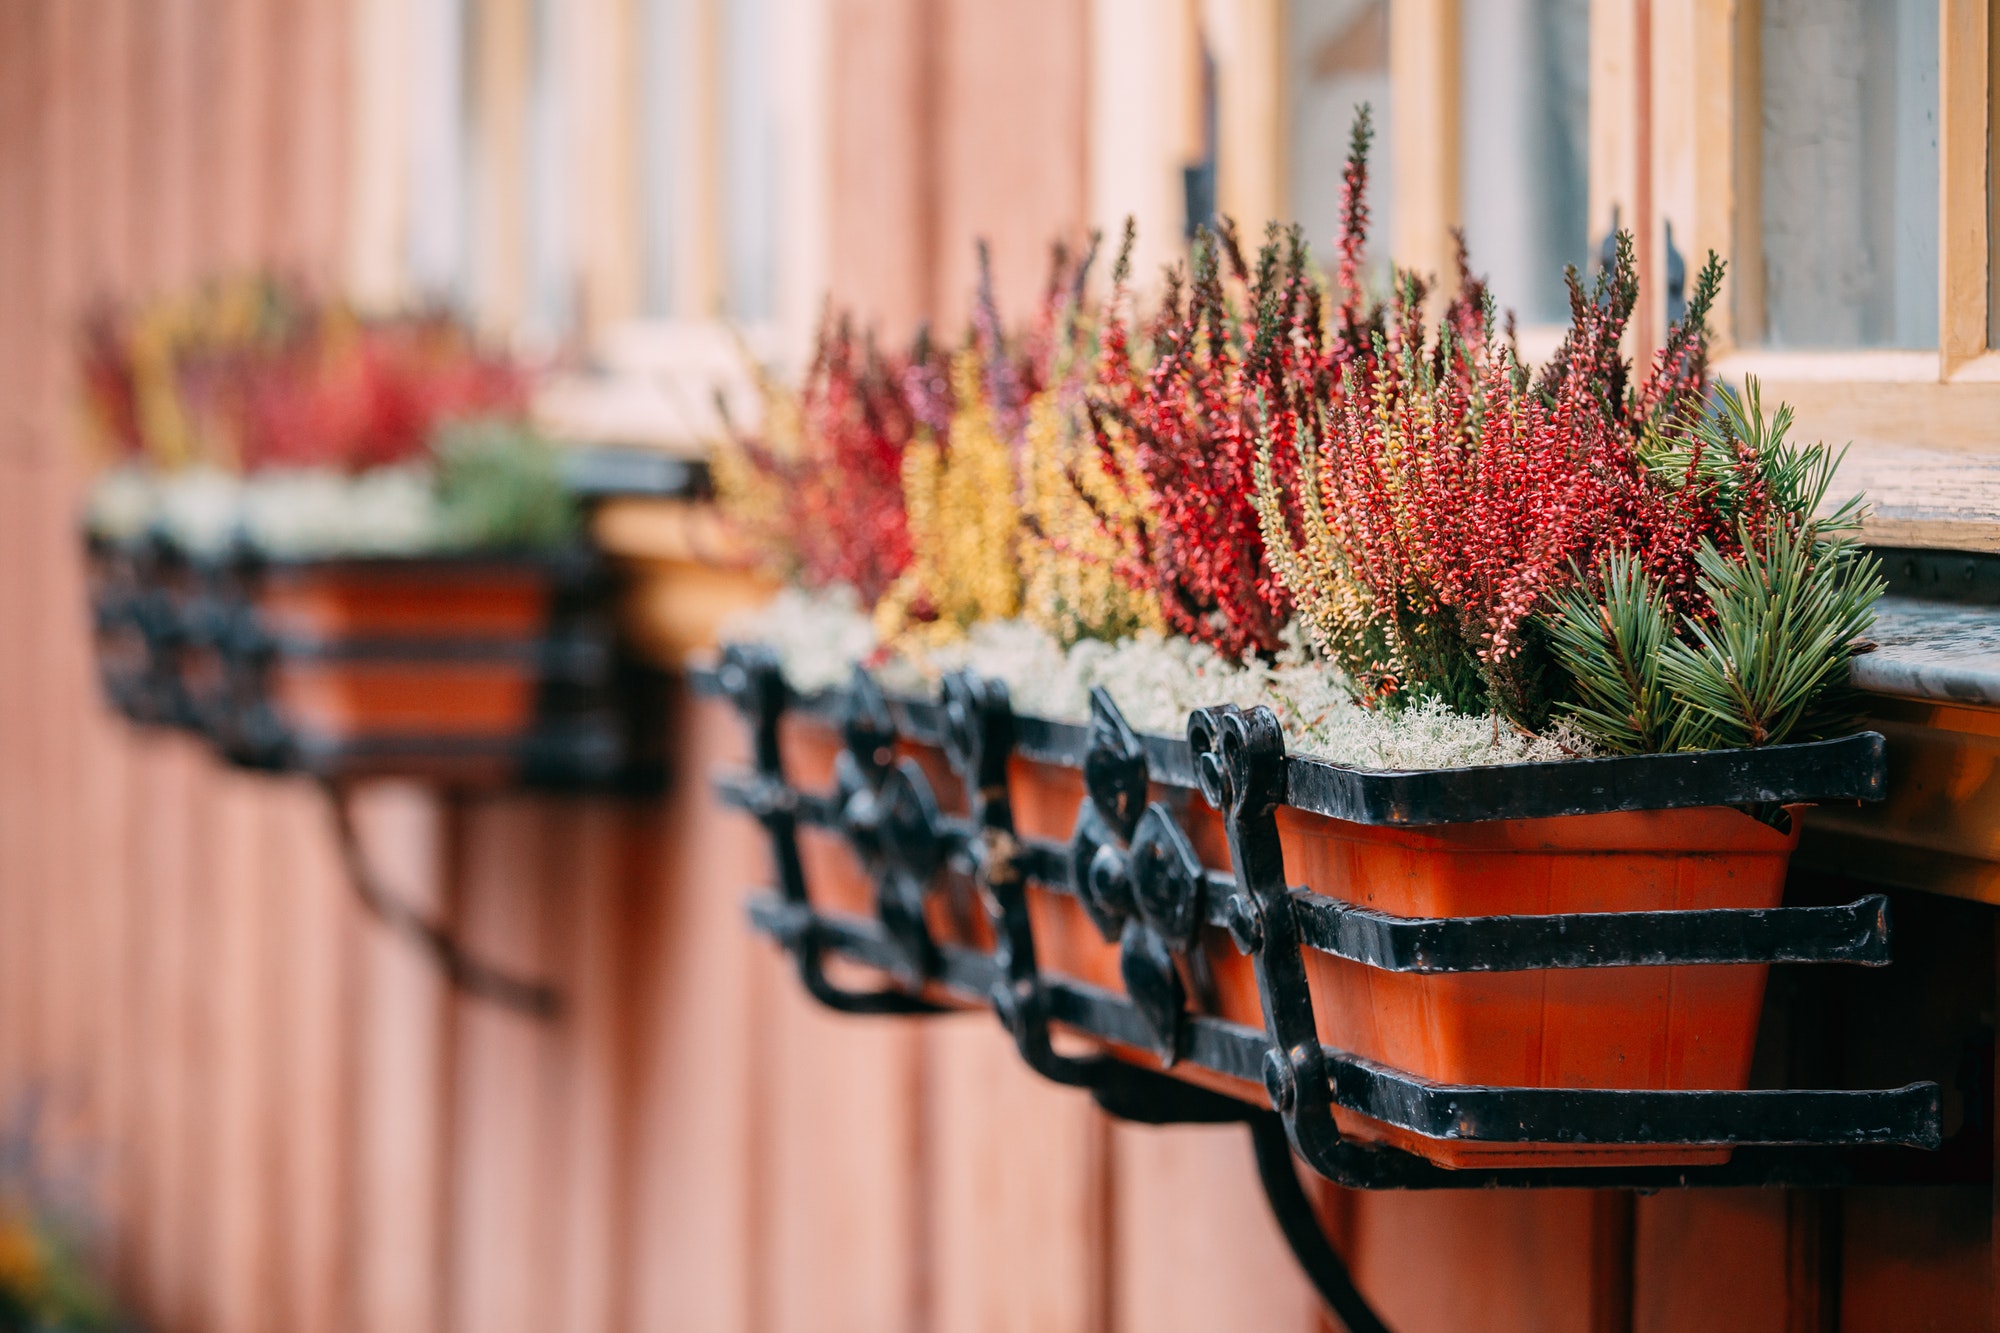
346;0;827;451
1654;0;2000;553
1231;0;2000;553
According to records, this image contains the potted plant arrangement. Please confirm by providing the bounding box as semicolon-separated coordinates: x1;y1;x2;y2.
710;112;1901;1170
78;278;622;785
0;1099;127;1333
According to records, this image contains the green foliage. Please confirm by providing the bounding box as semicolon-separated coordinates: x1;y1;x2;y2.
1547;549;1675;755
1658;523;1883;750
1646;377;1863;533
431;418;580;552
1552;381;1883;753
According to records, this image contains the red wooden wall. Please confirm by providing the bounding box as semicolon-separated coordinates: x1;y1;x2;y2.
0;2;1992;1331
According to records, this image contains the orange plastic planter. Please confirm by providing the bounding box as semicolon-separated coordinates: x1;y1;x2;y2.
257;560;552;641
1014;755;1796;1167
254;560;553;744
781;716;1802;1169
271;660;540;737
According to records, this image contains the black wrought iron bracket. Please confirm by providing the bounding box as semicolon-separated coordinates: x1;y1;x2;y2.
716;645;945;1015
323;778;563;1020
706;659;1972;1327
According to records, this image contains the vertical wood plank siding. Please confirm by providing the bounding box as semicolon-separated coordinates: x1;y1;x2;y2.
0;5;1993;1332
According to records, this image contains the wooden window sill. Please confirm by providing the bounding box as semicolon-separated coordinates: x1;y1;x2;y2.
1709;353;2000;553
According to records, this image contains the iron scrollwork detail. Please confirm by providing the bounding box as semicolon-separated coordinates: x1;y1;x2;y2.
835;669;948;985
1067;688;1210;1065
718;644;941;1014
1189;703;1347;1173
942;673;1248;1117
939;670;1103;1085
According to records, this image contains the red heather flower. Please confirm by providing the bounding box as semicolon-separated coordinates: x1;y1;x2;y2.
78;307;145;460
1086;106;1420;666
732;313;921;606
1291;223;1748;724
1082;218;1347;664
236;310;528;473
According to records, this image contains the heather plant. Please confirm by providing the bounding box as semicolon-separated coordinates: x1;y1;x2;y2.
235;307;527;473
80;278;526;476
1548;383;1882;753
874;344;1026;647
871;236;1157;651
1261;247;1836;737
1080;224;1300;663
1252;111;1519;714
79;278;557;558
1019;225;1165;646
1252;104;1878;749
714;311;920;606
724;100;1879;763
1077;108;1411;666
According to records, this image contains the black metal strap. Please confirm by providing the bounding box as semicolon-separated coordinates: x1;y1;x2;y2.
742;895;1953;1178
689;664;1888;823
734;782;1899;973
1248;1114;1392;1333
1190;703;1352;1177
1288;893;1894;971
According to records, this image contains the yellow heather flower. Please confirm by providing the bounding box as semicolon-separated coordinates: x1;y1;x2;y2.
875;350;1023;648
1019;382;1160;645
712;373;803;582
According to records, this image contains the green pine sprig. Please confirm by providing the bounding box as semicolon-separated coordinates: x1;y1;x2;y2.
1658;521;1884;751
1547;549;1676;755
432;417;581;552
1646;377;1864;535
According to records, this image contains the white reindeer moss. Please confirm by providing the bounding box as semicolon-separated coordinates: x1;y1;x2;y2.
724;587;1597;772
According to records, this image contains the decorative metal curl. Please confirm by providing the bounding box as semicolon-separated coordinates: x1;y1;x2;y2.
1069;687;1146;939
835;668;947;984
1058;689;1207;1064
721;645;940;1015
1189;703;1347;1172
940;670;1096;1083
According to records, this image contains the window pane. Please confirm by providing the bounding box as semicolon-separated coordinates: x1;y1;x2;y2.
722;0;777;321
1759;0;1938;349
407;0;471;307
1459;0;1589;325
1287;0;1391;277
639;0;680;318
526;0;573;336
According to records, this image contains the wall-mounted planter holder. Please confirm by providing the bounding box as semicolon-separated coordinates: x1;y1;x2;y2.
204;549;633;789
84;522;673;1021
700;644;1980;1325
86;533;661;791
85;531;205;730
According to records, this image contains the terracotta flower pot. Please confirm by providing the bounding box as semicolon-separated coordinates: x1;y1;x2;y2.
590;496;779;668
255;559;554;641
268;658;542;738
250;559;555;745
1012;755;1795;1167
